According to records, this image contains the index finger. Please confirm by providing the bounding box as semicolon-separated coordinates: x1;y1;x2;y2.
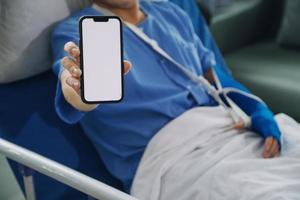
269;139;280;158
263;137;273;158
64;41;78;53
264;137;273;152
234;120;245;130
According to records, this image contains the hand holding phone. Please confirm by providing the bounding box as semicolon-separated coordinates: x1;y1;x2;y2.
60;42;131;110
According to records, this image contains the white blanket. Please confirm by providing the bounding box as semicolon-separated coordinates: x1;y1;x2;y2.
131;106;300;200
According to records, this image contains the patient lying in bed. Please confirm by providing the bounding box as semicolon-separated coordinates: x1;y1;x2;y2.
51;0;299;198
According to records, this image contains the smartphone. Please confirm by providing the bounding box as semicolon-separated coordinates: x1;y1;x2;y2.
79;16;124;104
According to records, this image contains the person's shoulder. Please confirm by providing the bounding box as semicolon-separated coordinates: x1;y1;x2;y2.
53;7;96;33
142;1;194;35
143;0;188;18
142;0;192;30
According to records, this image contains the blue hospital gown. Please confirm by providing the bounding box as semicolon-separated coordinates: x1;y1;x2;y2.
51;1;281;192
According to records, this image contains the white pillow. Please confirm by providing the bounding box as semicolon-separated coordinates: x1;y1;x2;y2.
0;0;91;83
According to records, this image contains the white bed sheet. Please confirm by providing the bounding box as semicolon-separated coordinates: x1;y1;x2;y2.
131;106;300;200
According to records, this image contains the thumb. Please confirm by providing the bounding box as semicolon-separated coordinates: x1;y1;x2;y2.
234;120;246;130
123;60;132;75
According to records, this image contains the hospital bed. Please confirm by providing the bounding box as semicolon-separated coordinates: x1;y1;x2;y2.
1;0;296;199
0;137;137;200
0;71;129;199
0;0;128;199
0;0;216;199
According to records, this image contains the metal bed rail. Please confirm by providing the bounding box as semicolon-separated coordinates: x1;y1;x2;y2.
0;138;138;200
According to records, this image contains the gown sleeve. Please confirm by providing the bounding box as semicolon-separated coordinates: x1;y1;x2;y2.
174;2;282;145
51;18;86;124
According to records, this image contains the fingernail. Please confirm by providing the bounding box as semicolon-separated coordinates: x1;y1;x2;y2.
72;68;78;74
72;48;79;55
73;81;79;87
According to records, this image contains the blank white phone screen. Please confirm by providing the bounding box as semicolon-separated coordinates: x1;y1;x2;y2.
81;17;122;102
